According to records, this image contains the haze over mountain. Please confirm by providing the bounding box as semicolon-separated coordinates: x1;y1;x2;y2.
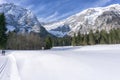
44;4;120;37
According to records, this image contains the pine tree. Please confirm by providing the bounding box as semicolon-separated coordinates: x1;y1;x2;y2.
88;30;95;45
77;32;83;45
94;30;100;44
0;13;7;49
82;34;88;45
72;33;77;46
100;30;108;44
79;34;83;45
116;28;120;43
114;29;119;44
110;29;116;44
45;36;53;49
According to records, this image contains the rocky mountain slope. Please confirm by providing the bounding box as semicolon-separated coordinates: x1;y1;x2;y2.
44;4;120;37
0;3;48;36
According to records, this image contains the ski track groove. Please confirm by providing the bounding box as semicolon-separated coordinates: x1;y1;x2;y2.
0;57;9;79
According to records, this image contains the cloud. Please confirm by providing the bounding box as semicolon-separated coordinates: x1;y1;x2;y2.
39;10;77;23
45;12;59;21
94;0;112;7
0;0;78;23
0;0;30;6
40;0;113;23
0;0;7;4
53;11;74;21
32;4;47;15
0;0;114;23
39;12;59;22
26;4;34;9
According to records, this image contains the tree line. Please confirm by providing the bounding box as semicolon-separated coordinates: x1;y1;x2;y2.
52;29;120;46
6;32;46;50
72;29;120;46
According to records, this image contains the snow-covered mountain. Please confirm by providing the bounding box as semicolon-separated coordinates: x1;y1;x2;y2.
0;3;48;35
44;4;120;37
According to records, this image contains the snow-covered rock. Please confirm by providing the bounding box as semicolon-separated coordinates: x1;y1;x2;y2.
0;3;47;35
44;4;120;37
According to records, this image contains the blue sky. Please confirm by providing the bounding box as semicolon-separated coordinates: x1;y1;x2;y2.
0;0;119;22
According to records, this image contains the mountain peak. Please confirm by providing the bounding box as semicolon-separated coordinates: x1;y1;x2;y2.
0;3;48;35
44;4;120;37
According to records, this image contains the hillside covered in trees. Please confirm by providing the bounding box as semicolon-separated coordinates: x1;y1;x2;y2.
52;28;120;46
71;29;120;46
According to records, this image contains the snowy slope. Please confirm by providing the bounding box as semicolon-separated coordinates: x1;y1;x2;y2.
44;4;120;37
1;44;120;80
0;3;47;34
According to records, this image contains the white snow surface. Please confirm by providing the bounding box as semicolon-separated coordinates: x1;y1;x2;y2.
1;44;120;80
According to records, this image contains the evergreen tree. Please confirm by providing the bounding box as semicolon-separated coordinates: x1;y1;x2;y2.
116;28;120;43
45;36;53;49
88;30;95;45
94;30;100;44
114;29;119;43
79;34;83;45
82;34;88;45
0;13;7;49
72;33;77;46
77;32;83;45
108;29;116;44
109;29;112;44
100;30;108;44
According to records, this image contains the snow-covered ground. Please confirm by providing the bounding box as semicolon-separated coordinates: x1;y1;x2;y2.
0;44;120;80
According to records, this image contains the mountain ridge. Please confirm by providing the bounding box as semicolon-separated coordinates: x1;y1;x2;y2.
44;4;120;37
0;3;48;36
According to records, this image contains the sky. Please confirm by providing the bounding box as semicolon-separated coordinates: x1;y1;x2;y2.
0;0;119;23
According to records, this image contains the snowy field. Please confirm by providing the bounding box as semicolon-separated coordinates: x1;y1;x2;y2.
0;44;120;80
